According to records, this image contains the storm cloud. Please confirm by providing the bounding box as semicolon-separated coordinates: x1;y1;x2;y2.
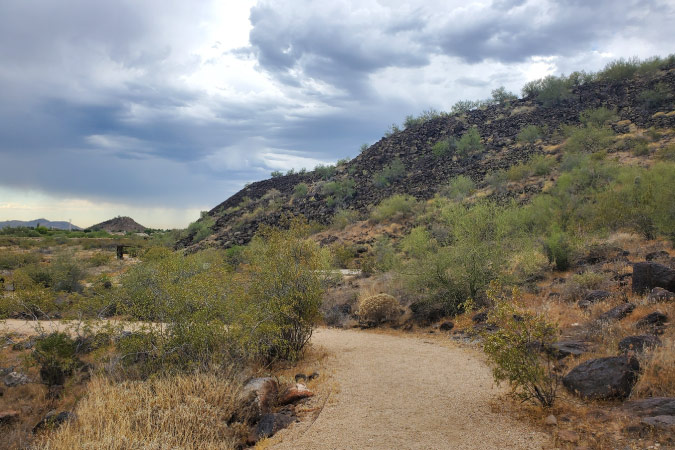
0;0;673;227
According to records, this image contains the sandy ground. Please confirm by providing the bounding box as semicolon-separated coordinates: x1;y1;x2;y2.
0;319;159;336
273;328;549;450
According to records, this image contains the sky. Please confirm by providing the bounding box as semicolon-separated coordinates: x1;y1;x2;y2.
0;0;673;229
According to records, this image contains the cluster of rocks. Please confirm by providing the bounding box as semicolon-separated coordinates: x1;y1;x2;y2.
242;373;317;445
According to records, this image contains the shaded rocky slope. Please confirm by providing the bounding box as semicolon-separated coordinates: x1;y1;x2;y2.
180;68;675;250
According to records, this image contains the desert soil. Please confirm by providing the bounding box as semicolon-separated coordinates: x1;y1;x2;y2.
273;328;549;450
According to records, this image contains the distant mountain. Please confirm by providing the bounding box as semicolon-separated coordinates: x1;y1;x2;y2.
88;216;146;233
0;218;81;230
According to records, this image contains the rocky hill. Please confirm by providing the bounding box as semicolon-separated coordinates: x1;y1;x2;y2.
179;65;675;250
88;216;146;233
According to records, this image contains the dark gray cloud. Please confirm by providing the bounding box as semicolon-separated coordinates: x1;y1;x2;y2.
0;0;673;224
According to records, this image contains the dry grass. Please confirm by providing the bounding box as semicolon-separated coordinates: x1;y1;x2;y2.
36;372;250;450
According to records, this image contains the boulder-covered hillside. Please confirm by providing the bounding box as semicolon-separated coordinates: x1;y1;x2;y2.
178;64;675;251
88;216;147;233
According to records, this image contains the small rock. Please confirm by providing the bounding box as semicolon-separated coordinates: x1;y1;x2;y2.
472;311;488;324
557;430;579;443
648;287;675;303
33;411;75;432
439;321;455;331
645;250;670;262
578;290;611;308
548;340;588;359
636;311;668;331
622;397;675;417
3;371;29;387
545;414;557;426
278;383;314;405
294;373;307;383
597;303;635;322
618;335;661;353
0;410;19;424
563;356;640;400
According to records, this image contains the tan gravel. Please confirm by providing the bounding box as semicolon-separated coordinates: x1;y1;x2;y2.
273;328;549;450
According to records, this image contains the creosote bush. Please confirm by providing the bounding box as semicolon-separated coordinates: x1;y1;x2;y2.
456;127;483;156
482;285;560;408
517;125;543;144
370;194;417;222
373;157;405;187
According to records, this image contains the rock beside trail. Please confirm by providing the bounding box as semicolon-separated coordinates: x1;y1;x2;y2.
648;287;675;302
243;377;278;417
597;303;635;322
563;356;640;400
248;412;296;444
632;262;675;293
618;335;661;353
278;383;314;406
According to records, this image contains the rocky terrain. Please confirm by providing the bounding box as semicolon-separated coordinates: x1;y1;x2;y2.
87;216;146;233
0;219;81;231
179;67;675;250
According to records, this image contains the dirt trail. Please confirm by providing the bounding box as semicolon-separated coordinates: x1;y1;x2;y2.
274;328;549;450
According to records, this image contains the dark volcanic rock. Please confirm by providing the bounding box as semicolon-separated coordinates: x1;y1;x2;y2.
439;321;455;331
472;311;489;324
597;303;635;322
622;397;675;417
645;250;670;262
578;290;612;308
618;335;661;353
250;412;295;443
648;287;675;303
562;356;640;400
548;340;589;359
33;411;75;432
636;311;669;331
409;302;445;325
632;262;675;294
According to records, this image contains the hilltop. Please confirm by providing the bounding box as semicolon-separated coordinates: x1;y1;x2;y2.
88;216;146;233
0;218;81;230
178;60;675;251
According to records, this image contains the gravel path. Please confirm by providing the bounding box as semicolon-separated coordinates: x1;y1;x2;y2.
273;328;549;450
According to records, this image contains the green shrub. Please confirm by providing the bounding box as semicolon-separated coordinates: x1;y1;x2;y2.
360;143;369;153
431;138;454;157
33;332;80;386
373;158;405;187
331;243;356;269
322;179;356;207
456;127;483;156
314;164;336;180
451;99;485;114
331;209;360;230
579;107;618;128
543;231;572;271
639;82;673;110
529;154;556;176
563;125;614;154
0;251;40;270
598;57;640;82
88;252;113;267
293;182;309;198
270;170;283;178
404;109;446;128
482;285;560;408
357;293;400;324
506;163;530;182
370;194;417;222
517;125;543;144
485;169;508;192
187;211;215;244
440;175;475;201
655;144;675;161
384;123;401;137
491;86;517;105
537;76;571;107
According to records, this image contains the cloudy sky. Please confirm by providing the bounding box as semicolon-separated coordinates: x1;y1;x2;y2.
0;0;673;228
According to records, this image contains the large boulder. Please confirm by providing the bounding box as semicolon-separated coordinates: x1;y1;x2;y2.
562;356;640;400
618;335;661;353
597;303;635;322
632;262;675;294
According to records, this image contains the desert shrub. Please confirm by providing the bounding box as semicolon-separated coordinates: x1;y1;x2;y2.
456;127;483;156
571;271;606;290
331;243;356;269
370;194;417;222
451;99;484;114
293;182;309;198
491;86;518;105
633;339;675;397
33;332;80;386
563;125;614;154
543;231;572;271
186;212;215;244
87;252;113;267
322;179;356;207
50;254;85;293
331;209;360;230
360;143;369;153
357;293;399;324
431;138;454;157
314;164;336;180
506;163;530;182
579;107;618;128
482;285;560;408
404;108;446;128
38;373;250;449
517;125;543;144
509;249;549;282
598;57;640;82
142;246;174;261
639;82;673;110
0;251;40;270
361;236;397;274
485;169;508;193
529;154;556;176
270;170;283;178
655;144;675;161
373;158;405;187
522;76;571;106
384;123;401;137
631;139;650;156
224;245;246;267
440;175;475;201
231;220;326;361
